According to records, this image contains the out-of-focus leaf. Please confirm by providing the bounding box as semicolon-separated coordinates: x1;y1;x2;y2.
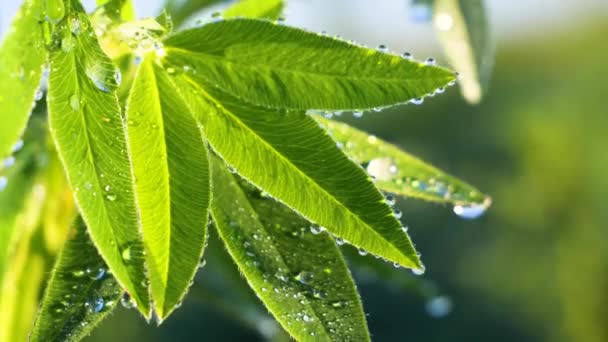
210;157;370;341
317;117;490;209
166;0;226;27
433;0;493;104
0;0;45;159
125;58;210;321
224;0;284;20
30;219;122;342
95;0;136;22
47;0;150;316
172;78;423;271
163;19;456;111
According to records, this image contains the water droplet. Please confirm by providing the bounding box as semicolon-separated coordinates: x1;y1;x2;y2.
12;140;24;153
435;87;446;94
357;248;368;256
335;237;345;246
34;89;44;101
61;34;75;53
115;70;122;87
426;295;452;318
401;52;413;60
121;246;132;261
376;44;388;53
412;267;425;276
353;111;363;118
310;225;325;235
394;209;403;219
86;267;105;280
302;314;313;322
366;157;398;181
45;0;65;22
453;198;491;220
409;97;424;105
199;259;207;269
425;58;436;66
85;295;104;313
331;300;346;308
86;63;117;93
68;16;81;35
69;94;80;111
295;271;314;285
105;193;117;202
3;156;15;168
84;182;93;190
385;194;396;206
120;293;136;309
402;226;409;233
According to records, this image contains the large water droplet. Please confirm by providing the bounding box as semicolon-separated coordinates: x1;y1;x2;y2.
425;295;452;318
86;267;105;280
86;63;117;93
120;293;136;309
45;0;66;22
85;295;105;313
366;157;398;181
453;198;491;220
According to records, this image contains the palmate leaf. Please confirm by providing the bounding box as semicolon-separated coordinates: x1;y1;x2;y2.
210;157;370;341
433;0;493;104
171;78;423;271
30;219;123;342
224;0;284;20
163;19;456;112
47;0;150;316
317;117;490;207
125;58;210;320
0;0;46;159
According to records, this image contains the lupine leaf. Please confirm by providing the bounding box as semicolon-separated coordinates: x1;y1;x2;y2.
210;157;370;341
163;19;456;111
433;0;493;104
0;0;46;159
224;0;284;20
47;1;150;316
30;219;123;342
317;117;490;207
125;58;211;320
170;78;423;271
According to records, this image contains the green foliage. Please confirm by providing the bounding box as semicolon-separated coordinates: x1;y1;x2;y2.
30;219;122;342
433;0;493;103
0;0;45;159
125;58;210;320
210;157;369;341
0;0;492;340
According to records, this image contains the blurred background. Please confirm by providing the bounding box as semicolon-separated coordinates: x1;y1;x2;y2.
2;0;608;341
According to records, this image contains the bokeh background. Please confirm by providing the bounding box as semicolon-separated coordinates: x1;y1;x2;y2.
2;0;607;341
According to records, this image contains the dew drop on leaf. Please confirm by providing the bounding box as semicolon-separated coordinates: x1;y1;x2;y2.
85;296;104;313
120;293;135;309
69;94;80;111
366;157;398;181
86;267;106;280
294;271;314;285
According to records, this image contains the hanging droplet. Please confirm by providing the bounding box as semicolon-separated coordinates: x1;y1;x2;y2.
453;197;491;220
120;293;136;309
357;248;368;256
12;140;24;153
376;44;388;53
409;97;424;105
394;209;403;219
425;295;453;318
34;89;44;101
412;267;425;276
385;194;396;206
353;111;363;118
310;225;325;235
335;237;345;246
401;52;413;60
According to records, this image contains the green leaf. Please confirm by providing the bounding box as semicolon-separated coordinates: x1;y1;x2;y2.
163;19;456;111
171;78;423;271
95;0;136;21
166;0;225;27
125;58;211;320
47;1;150;317
317;117;491;208
210;157;370;341
0;0;46;159
224;0;284;20
433;0;493;104
30;219;123;342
